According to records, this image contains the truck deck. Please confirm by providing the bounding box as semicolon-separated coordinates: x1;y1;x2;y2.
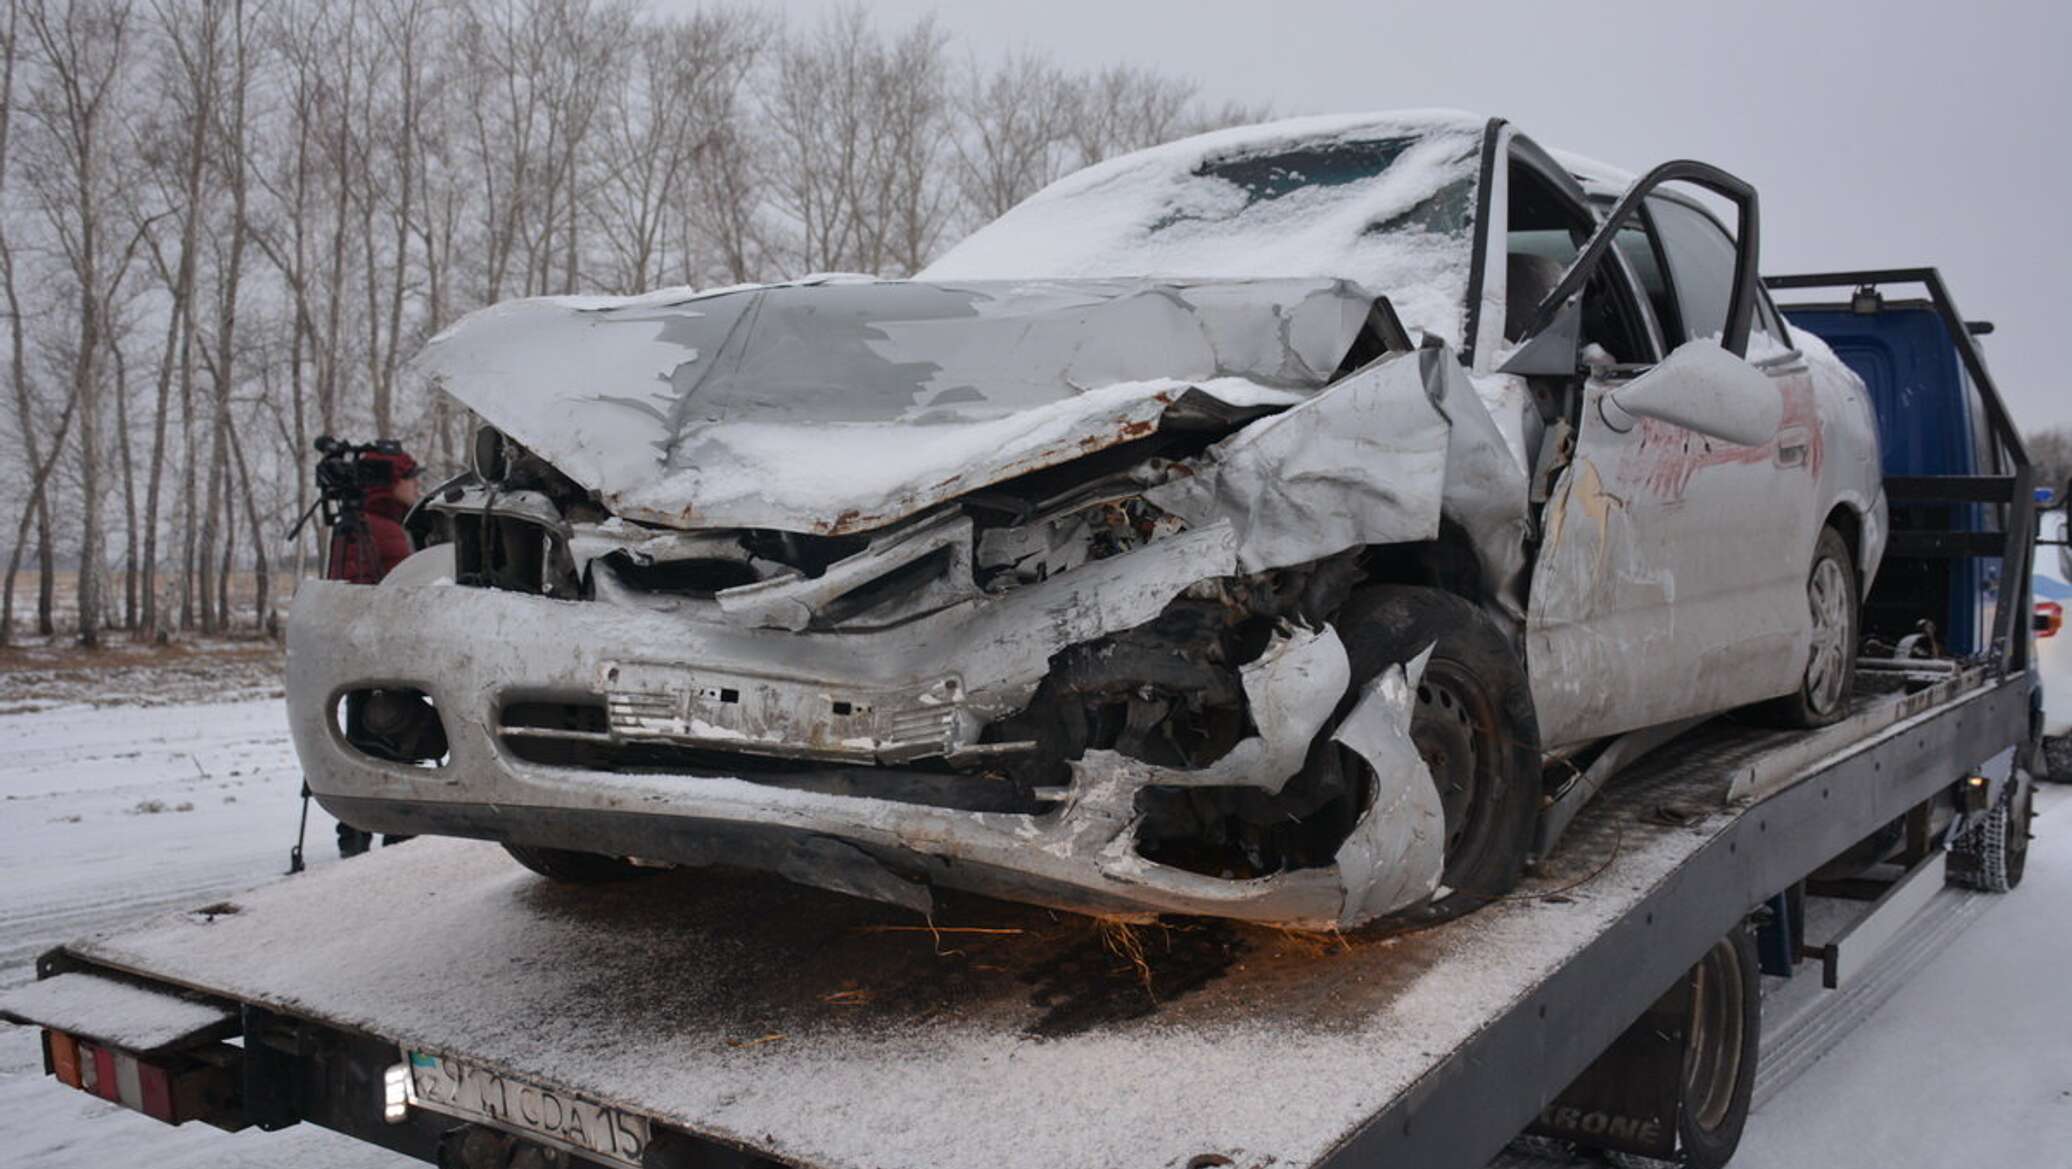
8;668;2028;1169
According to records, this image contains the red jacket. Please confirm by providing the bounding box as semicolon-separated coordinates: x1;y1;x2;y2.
327;493;415;584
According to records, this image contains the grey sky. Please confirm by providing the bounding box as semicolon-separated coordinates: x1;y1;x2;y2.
719;0;2072;436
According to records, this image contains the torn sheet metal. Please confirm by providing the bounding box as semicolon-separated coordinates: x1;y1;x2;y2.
1144;345;1532;622
1331;647;1446;922
1055;627;1441;927
1426;350;1535;624
411;277;1370;534
1068;623;1352;797
1144;349;1451;572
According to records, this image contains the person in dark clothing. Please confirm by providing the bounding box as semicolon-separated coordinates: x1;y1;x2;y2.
327;448;445;857
327;449;422;584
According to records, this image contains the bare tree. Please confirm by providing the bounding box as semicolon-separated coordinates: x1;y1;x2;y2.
21;0;141;647
0;0;1269;647
0;0;52;643
953;52;1072;225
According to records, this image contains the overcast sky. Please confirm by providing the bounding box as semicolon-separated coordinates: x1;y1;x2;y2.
715;0;2071;437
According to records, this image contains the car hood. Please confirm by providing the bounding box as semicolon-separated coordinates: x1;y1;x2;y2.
409;277;1374;534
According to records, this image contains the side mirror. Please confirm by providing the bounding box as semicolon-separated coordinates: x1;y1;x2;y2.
1599;340;1780;447
1497;299;1583;378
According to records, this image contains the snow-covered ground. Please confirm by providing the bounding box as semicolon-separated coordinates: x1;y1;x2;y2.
1;674;2069;1166
0;691;407;1166
1732;786;2072;1167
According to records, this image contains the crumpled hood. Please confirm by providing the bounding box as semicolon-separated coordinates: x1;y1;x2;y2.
409;277;1374;533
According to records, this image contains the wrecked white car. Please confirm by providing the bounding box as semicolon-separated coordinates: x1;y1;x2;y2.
286;111;1886;929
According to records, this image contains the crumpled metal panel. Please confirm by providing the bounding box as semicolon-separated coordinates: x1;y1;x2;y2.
411;277;1371;534
1145;349;1451;573
1145;345;1532;623
1330;647;1447;922
1068;623;1352;798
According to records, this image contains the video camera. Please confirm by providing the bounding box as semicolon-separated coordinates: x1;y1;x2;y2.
311;435;407;503
288;435;407;545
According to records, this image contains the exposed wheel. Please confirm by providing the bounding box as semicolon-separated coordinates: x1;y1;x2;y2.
2041;734;2072;785
1755;526;1858;728
1330;586;1540;921
1949;777;2032;893
1678;926;1761;1169
502;843;659;884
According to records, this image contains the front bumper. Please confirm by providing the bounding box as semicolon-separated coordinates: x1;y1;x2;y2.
287;529;1441;927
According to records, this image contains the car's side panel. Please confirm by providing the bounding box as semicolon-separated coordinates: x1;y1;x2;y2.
1526;359;1821;747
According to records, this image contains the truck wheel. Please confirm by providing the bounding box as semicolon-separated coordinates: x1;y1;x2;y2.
1678;926;1761;1169
503;843;659;884
1755;526;1858;728
1332;586;1540;921
2042;734;2072;785
1949;778;2032;893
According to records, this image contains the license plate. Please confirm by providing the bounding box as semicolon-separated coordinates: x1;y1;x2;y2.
403;1049;651;1167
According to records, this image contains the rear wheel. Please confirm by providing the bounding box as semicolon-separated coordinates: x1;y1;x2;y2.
1949;778;2033;893
1755;526;1858;728
1678;927;1761;1169
503;843;660;884
1330;586;1540;921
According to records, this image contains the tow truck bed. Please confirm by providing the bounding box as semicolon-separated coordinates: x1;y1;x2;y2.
6;670;2027;1169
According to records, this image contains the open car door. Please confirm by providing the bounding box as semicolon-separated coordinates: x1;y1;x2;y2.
1515;162;1820;747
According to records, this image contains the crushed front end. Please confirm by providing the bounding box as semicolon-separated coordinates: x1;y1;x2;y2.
289;278;1529;928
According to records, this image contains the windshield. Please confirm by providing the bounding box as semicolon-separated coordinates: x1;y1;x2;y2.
923;112;1487;346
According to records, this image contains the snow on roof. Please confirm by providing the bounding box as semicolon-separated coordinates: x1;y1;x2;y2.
1546;145;1637;196
922;110;1490;347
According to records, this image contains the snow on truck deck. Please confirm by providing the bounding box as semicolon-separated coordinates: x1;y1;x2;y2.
0;674;2066;1167
38;709;1840;1169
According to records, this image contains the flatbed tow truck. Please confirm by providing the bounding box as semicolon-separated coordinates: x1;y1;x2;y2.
1;269;2048;1169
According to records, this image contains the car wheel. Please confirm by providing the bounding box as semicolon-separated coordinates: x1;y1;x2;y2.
1677;926;1761;1169
1330;586;1540;921
502;843;660;884
1949;777;2033;893
1755;525;1858;728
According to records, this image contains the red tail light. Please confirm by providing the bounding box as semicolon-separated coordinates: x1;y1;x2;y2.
2036;600;2063;639
41;1029;194;1125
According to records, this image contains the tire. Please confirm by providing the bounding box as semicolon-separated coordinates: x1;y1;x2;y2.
1329;586;1540;921
502;843;660;884
1754;526;1858;728
2042;734;2072;785
1949;777;2033;893
1678;926;1761;1169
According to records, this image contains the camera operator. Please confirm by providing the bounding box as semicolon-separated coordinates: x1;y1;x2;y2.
327;446;422;585
290;438;448;866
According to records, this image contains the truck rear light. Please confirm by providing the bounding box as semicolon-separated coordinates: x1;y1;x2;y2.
48;1028;81;1088
41;1028;211;1125
2034;600;2061;638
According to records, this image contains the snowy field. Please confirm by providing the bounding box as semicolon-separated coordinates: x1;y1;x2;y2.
1;661;2069;1166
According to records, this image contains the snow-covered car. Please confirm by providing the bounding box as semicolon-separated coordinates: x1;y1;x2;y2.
286;111;1885;929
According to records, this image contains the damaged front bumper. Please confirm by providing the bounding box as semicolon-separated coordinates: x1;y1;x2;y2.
288;524;1443;928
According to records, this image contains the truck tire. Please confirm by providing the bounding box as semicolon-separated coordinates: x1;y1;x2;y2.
1678;926;1761;1169
1331;586;1540;922
1948;777;2032;893
503;843;659;884
2041;734;2072;785
1754;526;1858;728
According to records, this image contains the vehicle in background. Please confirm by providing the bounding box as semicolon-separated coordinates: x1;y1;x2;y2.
1768;269;2044;834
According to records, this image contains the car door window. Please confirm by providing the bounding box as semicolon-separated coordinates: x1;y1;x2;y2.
1613;222;1675;339
1646;196;1742;344
1504;158;1652;364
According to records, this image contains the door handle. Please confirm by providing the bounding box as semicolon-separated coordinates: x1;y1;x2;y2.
1776;426;1811;468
